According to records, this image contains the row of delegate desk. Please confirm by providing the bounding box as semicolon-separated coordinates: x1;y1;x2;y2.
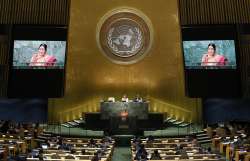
0;132;115;161
212;136;250;161
27;137;115;161
131;138;222;161
0;134;32;161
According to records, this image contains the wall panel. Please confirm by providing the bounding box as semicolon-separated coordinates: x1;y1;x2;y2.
0;0;70;97
179;0;250;99
179;0;250;25
48;0;202;123
0;0;70;25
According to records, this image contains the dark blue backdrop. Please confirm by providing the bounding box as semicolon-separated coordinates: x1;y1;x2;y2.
203;98;250;124
0;99;47;122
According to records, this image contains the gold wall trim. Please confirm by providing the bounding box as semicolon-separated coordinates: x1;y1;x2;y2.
149;97;193;122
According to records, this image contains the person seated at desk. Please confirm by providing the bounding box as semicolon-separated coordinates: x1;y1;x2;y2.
100;139;109;150
134;94;143;102
65;154;75;159
103;132;113;143
88;138;97;148
175;145;189;159
132;136;141;144
38;149;44;161
51;153;61;159
91;153;99;161
132;136;141;149
245;135;250;144
107;97;115;102
140;154;148;161
121;94;129;102
150;150;161;160
134;144;148;161
206;147;212;154
81;149;86;155
70;149;76;154
146;135;154;143
191;135;199;146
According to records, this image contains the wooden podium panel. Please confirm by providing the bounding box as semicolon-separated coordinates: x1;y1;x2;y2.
100;101;148;120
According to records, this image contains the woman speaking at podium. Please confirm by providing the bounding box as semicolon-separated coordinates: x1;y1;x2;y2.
121;94;129;102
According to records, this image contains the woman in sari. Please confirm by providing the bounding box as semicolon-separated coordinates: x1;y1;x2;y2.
30;44;56;66
201;43;227;66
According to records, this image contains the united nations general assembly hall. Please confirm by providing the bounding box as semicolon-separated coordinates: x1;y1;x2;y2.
0;0;249;161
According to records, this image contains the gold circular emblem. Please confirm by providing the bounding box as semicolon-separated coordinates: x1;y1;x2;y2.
97;8;153;65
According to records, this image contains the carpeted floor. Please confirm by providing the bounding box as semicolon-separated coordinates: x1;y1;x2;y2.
111;147;131;161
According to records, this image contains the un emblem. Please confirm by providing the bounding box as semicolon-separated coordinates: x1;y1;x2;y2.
108;25;142;58
97;8;153;65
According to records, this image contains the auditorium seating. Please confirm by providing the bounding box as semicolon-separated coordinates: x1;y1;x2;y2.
0;122;115;161
0;120;249;161
206;122;250;161
26;136;115;161
131;137;223;161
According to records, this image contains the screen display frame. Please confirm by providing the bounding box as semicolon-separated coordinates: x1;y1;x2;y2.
9;25;68;71
182;39;237;70
181;25;240;71
8;25;68;98
12;40;67;69
181;25;241;97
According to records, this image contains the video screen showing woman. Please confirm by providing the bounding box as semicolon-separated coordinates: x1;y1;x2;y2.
183;40;236;69
13;41;66;69
29;44;57;67
201;43;227;66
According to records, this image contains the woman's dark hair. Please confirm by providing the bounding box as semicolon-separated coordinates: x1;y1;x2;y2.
39;44;47;52
208;43;216;51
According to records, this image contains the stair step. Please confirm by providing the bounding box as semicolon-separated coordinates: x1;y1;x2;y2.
173;121;184;125
179;123;191;127
196;133;208;137
41;132;53;136
197;136;211;140
40;134;52;138
74;119;85;124
67;121;79;126
192;130;206;135
61;123;72;128
34;138;46;143
165;117;172;121
168;119;177;123
198;139;212;144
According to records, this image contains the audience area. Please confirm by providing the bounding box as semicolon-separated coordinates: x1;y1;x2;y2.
131;136;222;161
0;121;115;161
0;120;249;161
206;122;250;161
